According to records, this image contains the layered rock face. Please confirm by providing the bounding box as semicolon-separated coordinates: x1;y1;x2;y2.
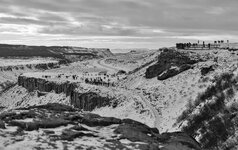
145;49;199;80
71;92;110;111
18;76;110;111
0;62;60;72
0;103;201;150
0;61;67;94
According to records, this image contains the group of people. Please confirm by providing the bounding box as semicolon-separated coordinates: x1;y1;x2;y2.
176;40;227;50
84;77;116;87
176;42;212;49
40;72;118;87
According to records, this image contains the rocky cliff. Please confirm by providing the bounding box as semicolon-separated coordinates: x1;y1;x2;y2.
145;49;199;80
18;76;110;111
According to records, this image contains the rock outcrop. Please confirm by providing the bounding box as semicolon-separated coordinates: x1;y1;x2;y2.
18;76;110;111
0;103;201;150
71;92;110;111
201;65;215;76
145;49;198;80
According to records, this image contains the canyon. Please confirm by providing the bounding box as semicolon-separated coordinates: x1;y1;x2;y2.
2;44;238;149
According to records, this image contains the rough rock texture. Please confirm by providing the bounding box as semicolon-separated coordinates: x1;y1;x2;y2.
145;50;198;80
0;104;201;150
71;92;110;111
201;65;215;76
18;76;110;111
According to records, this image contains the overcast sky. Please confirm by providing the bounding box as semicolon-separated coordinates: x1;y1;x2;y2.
0;0;237;49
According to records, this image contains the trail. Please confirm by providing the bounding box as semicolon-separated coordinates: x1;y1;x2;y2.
95;58;161;130
92;59;120;73
137;92;161;130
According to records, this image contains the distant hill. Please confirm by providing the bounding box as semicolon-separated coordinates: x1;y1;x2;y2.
111;48;151;54
0;44;113;61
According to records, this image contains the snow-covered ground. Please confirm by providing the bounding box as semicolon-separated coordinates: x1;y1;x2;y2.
117;49;238;132
0;58;60;93
103;50;159;72
0;85;70;110
1;48;238;134
0;58;58;67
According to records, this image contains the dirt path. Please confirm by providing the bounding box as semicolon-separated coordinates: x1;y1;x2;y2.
137;92;161;130
95;58;161;130
118;88;161;130
91;59;120;73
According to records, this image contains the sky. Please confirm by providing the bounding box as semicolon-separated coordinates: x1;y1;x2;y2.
0;0;238;49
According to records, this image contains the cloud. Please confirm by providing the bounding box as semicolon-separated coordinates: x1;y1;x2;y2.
206;7;225;15
0;0;237;48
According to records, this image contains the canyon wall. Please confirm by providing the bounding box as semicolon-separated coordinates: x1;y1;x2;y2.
18;76;110;111
0;62;61;72
0;61;68;94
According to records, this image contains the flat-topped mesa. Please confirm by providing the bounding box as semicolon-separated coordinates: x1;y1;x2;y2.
17;75;111;111
0;44;114;61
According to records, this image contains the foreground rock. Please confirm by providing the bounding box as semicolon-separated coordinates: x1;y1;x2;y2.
0;103;201;150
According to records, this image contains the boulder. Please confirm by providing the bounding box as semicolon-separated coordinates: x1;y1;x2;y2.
61;129;97;141
81;113;122;126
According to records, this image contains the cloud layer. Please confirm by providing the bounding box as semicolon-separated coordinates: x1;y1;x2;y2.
0;0;237;48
